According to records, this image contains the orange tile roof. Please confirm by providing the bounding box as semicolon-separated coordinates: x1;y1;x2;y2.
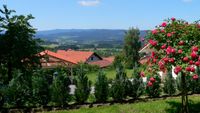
103;56;115;63
39;50;76;64
88;59;112;68
40;49;114;68
57;49;96;64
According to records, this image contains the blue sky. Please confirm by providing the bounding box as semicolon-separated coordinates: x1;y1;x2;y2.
0;0;199;30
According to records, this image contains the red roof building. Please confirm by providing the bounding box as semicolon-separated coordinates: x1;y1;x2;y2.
39;49;114;68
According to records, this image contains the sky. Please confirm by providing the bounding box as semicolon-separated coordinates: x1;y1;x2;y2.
0;0;200;31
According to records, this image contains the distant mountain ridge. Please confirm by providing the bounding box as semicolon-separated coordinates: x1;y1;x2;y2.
36;29;148;43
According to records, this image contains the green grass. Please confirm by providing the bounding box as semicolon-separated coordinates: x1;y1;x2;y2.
44;95;200;113
87;69;133;85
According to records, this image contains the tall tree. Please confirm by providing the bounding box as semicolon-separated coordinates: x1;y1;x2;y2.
123;28;141;69
0;5;43;84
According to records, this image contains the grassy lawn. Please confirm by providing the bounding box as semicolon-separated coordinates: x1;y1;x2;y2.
87;69;133;85
44;95;200;113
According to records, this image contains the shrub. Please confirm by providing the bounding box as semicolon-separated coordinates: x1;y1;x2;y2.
75;64;91;104
73;63;100;76
32;69;50;106
129;69;144;99
94;70;109;103
176;73;191;93
190;67;200;94
143;18;200;112
110;63;126;101
5;70;32;107
123;79;132;98
50;69;71;106
146;75;161;98
163;69;176;96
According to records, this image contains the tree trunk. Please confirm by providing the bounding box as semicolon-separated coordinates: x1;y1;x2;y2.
181;73;189;113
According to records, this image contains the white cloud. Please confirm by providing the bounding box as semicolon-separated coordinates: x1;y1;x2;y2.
78;0;100;7
182;0;193;3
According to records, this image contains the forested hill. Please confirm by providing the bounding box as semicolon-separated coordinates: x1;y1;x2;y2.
36;29;148;43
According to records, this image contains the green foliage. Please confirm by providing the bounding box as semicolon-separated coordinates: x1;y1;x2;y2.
163;69;176;96
190;67;200;94
0;64;7;84
129;69;144;99
145;18;200;112
75;64;91;104
50;69;71;106
32;70;50;106
0;5;43;84
73;63;100;76
5;70;32;107
176;73;192;93
123;28;141;69
146;75;161;98
94;70;109;102
110;64;126;101
0;83;5;108
113;54;124;69
110;80;125;101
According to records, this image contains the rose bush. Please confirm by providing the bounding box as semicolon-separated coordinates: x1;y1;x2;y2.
142;18;200;113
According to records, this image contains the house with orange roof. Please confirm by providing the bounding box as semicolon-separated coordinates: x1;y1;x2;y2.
39;49;114;68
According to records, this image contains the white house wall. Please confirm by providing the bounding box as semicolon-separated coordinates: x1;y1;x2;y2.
157;66;177;79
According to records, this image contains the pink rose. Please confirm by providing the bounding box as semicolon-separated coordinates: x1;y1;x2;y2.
161;22;167;27
167;33;172;37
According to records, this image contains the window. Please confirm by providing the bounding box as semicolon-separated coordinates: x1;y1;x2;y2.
91;57;94;61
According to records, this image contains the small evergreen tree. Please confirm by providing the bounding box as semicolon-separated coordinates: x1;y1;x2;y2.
50;68;71;106
5;70;32;107
110;63;126;101
129;68;144;99
32;69;50;106
94;70;109;103
75;64;91;104
124;79;132;98
163;69;176;96
176;73;191;93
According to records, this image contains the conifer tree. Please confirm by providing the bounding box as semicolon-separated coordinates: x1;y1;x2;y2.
110;62;126;101
163;68;176;96
75;64;91;104
94;70;109;102
129;68;144;99
123;28;141;69
50;69;71;106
